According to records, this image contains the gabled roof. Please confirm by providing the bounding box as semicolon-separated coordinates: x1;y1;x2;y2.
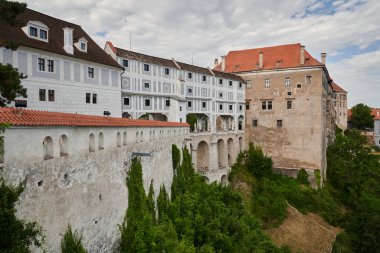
0;108;189;127
211;69;246;83
214;43;323;73
175;61;213;76
0;8;122;69
113;45;178;69
331;81;347;93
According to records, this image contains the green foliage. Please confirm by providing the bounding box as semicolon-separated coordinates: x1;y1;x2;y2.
186;114;197;132
138;113;149;120
172;144;180;170
314;170;321;189
0;63;27;107
351;103;374;130
0;0;27;26
242;143;273;178
61;225;87;253
121;146;286;252
0;178;44;252
296;169;309;185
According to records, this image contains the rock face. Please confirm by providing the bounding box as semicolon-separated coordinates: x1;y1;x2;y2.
2;132;184;252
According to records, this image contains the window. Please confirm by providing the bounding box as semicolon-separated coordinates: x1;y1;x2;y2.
229;104;233;110
89;133;95;152
264;78;270;88
239;105;243;111
122;59;129;68
287;100;293;109
166;99;170;107
98;132;104;150
40;29;47;39
188;101;192;107
59;135;68;156
287;92;292;96
80;42;86;51
117;132;121;147
285;77;290;87
188;88;192;94
252;119;258;127
306;75;312;84
277;120;283;128
92;94;97;104
29;26;38;37
180;106;182;111
15;100;27;107
124;97;130;105
144;82;150;89
219;92;223;98
39;89;46;101
229;81;233;87
145;99;151;107
219;79;223;85
38;58;45;71
47;60;54;72
164;68;170;75
246;80;252;88
144;64;150;71
88;67;94;78
43;136;54;160
297;83;302;88
202;75;206;82
188;72;192;79
86;93;91;103
202;101;206;108
48;90;55;101
219;104;223;110
262;100;273;110
239;82;243;88
246;102;250;110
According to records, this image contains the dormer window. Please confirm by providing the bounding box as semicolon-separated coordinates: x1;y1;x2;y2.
23;21;49;42
74;37;88;53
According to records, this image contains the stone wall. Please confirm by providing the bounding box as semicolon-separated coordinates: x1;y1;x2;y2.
1;125;187;252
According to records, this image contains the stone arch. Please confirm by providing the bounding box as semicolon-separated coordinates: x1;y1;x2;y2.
238;115;244;130
123;132;127;145
122;112;132;118
227;138;235;166
203;176;210;184
99;132;104;150
89;133;95;152
216;116;223;131
149;113;168;122
59;134;68;156
117;132;121;147
221;175;228;185
217;139;227;169
197;141;209;172
239;137;243;151
43;136;53;160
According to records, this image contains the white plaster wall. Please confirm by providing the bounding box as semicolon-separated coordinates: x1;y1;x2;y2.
1;125;189;252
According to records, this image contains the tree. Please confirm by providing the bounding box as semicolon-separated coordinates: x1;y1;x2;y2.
351;103;374;130
0;178;44;251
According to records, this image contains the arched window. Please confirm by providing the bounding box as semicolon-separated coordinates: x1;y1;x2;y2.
117;132;121;147
140;131;143;142
43;136;54;160
89;133;95;152
136;132;139;143
99;132;104;150
123;132;127;146
59;134;68;156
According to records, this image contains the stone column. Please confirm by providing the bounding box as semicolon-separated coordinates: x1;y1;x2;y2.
191;148;197;170
209;137;218;171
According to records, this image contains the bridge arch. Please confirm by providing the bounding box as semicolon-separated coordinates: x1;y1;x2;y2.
197;141;209;172
227;138;235;166
217;139;227;169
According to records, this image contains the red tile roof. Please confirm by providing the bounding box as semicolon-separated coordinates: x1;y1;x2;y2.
347;108;380;120
214;43;323;73
331;82;347;93
0;108;189;127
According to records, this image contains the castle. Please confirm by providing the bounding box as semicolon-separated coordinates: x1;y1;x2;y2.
0;7;347;252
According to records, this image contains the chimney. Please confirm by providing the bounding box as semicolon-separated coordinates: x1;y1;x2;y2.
300;45;305;65
259;51;264;69
63;27;74;54
321;52;326;65
214;58;219;68
221;56;226;71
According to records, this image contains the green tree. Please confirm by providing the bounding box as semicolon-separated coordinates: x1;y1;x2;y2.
186;114;197;132
61;225;87;253
0;178;44;252
351;103;374;130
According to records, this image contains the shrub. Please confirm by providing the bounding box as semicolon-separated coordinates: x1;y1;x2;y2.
61;225;87;253
297;169;309;185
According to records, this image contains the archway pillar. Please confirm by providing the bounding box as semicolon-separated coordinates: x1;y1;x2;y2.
209;140;218;171
191;148;197;169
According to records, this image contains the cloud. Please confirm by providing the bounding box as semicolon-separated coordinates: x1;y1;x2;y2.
17;0;380;107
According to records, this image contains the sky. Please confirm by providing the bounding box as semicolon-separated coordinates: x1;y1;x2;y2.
18;0;380;108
